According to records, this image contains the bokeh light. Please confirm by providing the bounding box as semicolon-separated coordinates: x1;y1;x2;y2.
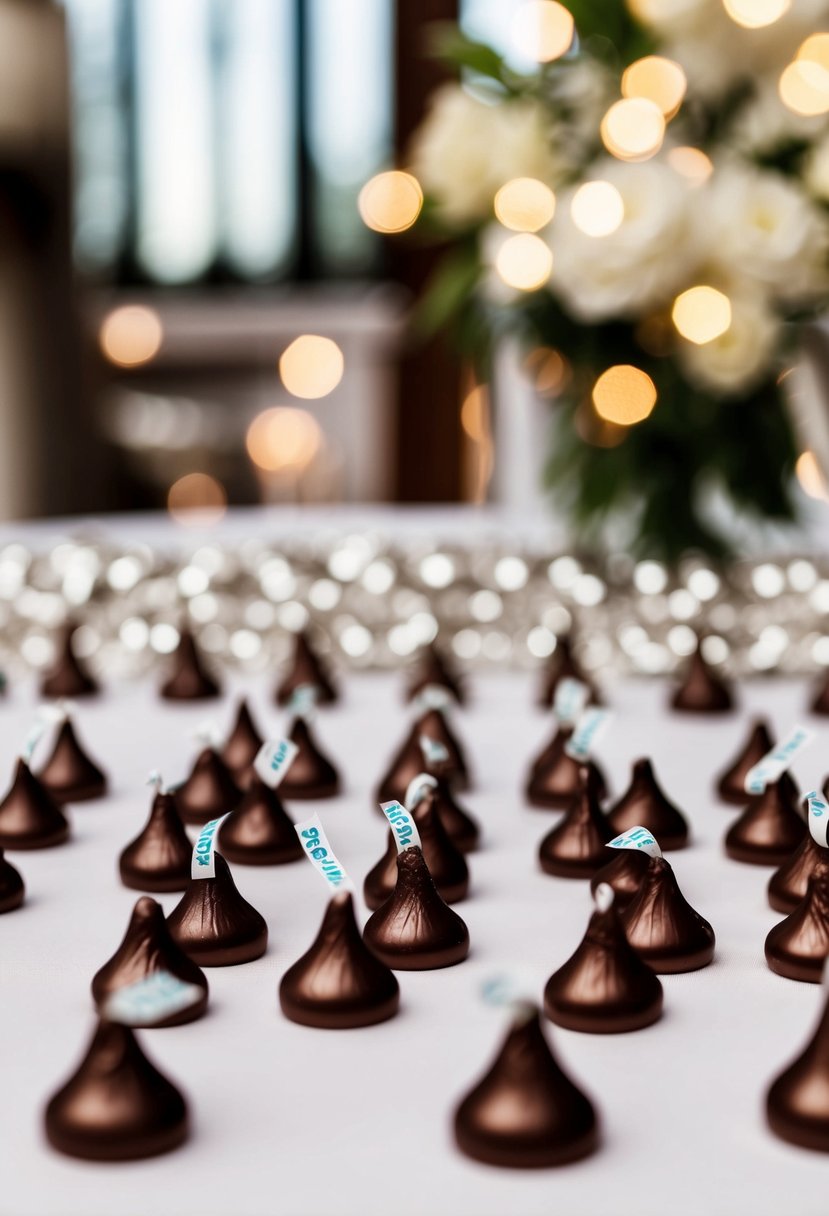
167;473;227;526
592;365;657;426
494;233;553;291
779;59;829;116
279;335;344;399
524;347;570;396
246;407;322;472
494;178;556;232
667;146;714;186
460;385;490;442
570;180;625;237
796;450;829;501
511;1;574;62
621;56;687;119
723;0;791;29
99;305;163;368
600;98;665;162
798;34;829;70
672;286;732;345
358;171;423;233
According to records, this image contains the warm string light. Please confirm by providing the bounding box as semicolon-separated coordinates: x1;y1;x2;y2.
592;365;657;426
723;0;791;29
358;171;423;233
621;56;687;119
167;473;227;526
600;98;665;162
779;59;829;116
570;181;624;237
672;286;732;345
494;233;553;291
796;451;829;502
279;335;344;399
99;306;163;368
511;1;574;62
493;178;556;232
524;347;570;397
246;407;322;473
667;146;714;186
460;384;494;504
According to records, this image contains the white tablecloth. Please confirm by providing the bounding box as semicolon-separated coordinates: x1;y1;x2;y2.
2;670;828;1216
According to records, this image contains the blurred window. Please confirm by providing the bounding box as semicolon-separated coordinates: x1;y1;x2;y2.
61;0;392;284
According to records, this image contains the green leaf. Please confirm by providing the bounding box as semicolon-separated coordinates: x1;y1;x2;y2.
411;246;483;341
427;24;509;85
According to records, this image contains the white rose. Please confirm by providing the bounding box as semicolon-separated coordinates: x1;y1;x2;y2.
706;164;829;303
548;159;700;322
409;84;561;226
730;80;829;156
678;294;780;394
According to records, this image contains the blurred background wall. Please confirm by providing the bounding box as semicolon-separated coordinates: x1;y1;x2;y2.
0;0;504;521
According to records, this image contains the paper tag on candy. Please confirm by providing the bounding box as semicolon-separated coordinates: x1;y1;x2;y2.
405;772;438;810
419;735;449;767
103;971;204;1027
254;737;299;789
554;677;589;727
380;800;422;852
414;684;452;713
192;720;221;749
743;725;814;795
20;705;65;762
564;707;611;761
807;790;829;847
607;826;662;858
289;683;319;721
594;882;615;913
191;813;231;879
294;813;353;891
480;971;537;1017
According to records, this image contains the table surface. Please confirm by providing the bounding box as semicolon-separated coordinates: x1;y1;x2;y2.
3;670;829;1216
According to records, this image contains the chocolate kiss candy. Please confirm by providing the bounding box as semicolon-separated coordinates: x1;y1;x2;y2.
377;709;469;804
537;635;599;710
590;848;650;910
525;726;607;810
176;747;242;825
279;891;400;1029
40;623;98;699
769;834;828;914
765;865;829;983
715;720;798;807
766;982;829;1150
363;791;469;910
37;719;107;803
0;758;69;849
0;847;24;912
218;776;303;865
278;717;340;800
538;767;612;878
159;629;220;701
621;855;715;973
119;790;192;892
363;846;469;970
44;1019;188;1160
724;778;805;866
608;758;689;851
453;1005;599;1168
670;640;733;714
406;643;465;705
220;699;264;783
428;777;479;853
276;630;337;706
543;888;663;1033
91;897;208;1026
810;668;829;715
166;853;268;966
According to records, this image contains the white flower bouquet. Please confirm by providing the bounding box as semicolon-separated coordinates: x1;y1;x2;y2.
401;0;829;560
